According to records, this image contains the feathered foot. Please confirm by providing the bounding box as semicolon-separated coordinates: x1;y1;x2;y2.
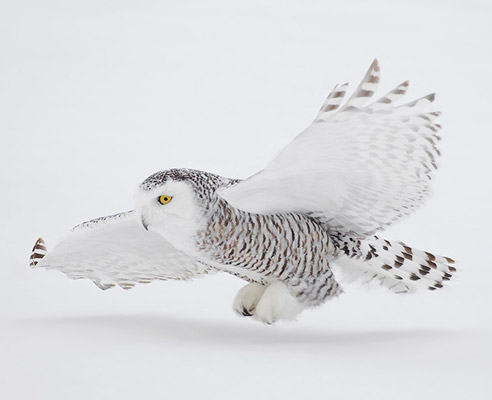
233;282;267;317
252;282;303;325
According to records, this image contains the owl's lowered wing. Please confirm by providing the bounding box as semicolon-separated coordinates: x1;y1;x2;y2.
30;211;211;290
220;60;442;238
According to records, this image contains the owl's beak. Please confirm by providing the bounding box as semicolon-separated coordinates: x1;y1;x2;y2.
139;207;150;231
140;215;149;231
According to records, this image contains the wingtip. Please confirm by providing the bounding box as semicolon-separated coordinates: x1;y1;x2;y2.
30;237;47;267
370;58;380;71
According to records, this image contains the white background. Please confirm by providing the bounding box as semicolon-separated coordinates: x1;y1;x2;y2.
1;0;491;399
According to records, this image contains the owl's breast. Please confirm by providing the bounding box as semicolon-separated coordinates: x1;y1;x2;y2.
195;200;334;282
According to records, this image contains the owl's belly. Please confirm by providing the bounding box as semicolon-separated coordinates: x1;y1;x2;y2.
203;259;272;284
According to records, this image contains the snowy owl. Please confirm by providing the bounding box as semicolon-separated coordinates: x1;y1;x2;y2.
30;60;455;324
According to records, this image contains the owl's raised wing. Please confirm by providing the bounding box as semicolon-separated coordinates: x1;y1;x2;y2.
30;211;212;290
220;60;442;238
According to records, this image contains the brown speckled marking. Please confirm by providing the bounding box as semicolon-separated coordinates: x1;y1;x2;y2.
196;199;341;307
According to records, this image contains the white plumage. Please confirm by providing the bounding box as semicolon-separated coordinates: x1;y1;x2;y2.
220;60;440;237
31;212;210;290
30;60;455;324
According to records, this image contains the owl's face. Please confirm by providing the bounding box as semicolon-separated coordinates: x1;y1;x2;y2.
134;178;205;253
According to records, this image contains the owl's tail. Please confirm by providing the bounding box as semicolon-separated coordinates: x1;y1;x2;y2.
330;233;456;294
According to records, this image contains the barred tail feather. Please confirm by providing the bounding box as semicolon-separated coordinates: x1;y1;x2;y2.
331;234;456;294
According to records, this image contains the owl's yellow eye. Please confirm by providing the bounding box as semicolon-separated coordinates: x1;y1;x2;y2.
158;195;173;205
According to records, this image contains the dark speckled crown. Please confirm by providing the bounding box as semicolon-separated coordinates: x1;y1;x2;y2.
139;168;238;201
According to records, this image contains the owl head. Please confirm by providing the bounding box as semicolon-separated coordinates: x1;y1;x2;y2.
134;168;228;252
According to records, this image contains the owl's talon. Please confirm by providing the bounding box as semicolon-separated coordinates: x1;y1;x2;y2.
241;306;253;317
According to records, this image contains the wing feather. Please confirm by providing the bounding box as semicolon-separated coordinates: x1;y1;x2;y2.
30;211;211;290
340;58;380;110
316;83;349;119
368;80;409;111
220;60;442;237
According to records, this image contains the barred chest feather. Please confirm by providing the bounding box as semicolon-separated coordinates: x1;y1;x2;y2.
195;199;337;286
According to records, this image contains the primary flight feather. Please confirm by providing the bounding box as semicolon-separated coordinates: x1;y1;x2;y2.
31;60;455;324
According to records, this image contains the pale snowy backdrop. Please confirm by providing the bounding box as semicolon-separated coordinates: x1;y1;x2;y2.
1;0;491;399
